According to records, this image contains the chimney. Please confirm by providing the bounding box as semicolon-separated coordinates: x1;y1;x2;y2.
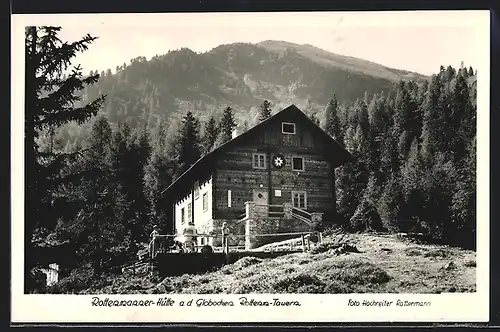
232;129;238;139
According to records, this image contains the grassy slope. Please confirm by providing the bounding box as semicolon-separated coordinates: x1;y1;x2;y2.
74;233;476;295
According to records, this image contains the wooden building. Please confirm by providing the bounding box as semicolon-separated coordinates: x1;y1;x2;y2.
161;104;353;246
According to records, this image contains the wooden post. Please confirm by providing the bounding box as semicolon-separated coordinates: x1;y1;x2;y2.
267;147;273;206
222;222;230;263
319;232;323;243
301;233;306;252
191;181;195;226
221;234;226;254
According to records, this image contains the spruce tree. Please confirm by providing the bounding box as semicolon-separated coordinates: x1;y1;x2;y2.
310;113;321;126
202;115;219;154
468;66;475;77
172;111;202;177
258;99;272;122
420;74;444;165
24;26;105;292
324;95;343;142
400;137;425;231
143;120;174;228
55;116;129;276
392;81;417;162
90;117;130;274
214;106;237;147
451;136;476;249
449;71;475;162
378;173;405;232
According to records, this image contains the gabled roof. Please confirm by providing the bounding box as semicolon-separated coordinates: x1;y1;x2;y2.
161;104;354;197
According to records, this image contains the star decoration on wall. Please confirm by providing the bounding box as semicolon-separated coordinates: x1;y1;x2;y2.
273;155;285;168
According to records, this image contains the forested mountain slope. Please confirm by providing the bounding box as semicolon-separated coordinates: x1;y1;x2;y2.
54;40;428;149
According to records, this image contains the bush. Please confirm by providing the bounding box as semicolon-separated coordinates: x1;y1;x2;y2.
404;247;428;256
424;249;449;259
231;273;273;293
47;266;94;294
333;262;390;285
201;245;214;254
349;201;385;232
323;281;353;294
310;235;352;254
29;268;48;293
310;259;391;286
272;273;327;293
464;260;476;267
232;256;263;269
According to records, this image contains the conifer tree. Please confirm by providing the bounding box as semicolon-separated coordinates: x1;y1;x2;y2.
420;74;444;165
173;111;202;177
214;106;237;147
324;95;343;142
451;136;476;248
310;113;321;126
378;173;405;232
468;66;475;77
258;99;272;122
24;26;105;292
143;120;174;228
400;138;425;230
335;161;358;227
202;115;219;154
55;116;129;276
449;71;475;162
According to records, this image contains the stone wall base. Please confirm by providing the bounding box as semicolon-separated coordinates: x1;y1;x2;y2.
246;218;313;250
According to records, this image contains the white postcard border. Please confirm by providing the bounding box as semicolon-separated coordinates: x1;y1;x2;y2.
11;11;491;323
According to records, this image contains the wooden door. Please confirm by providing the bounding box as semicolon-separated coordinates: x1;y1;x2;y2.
253;189;268;205
252;189;269;218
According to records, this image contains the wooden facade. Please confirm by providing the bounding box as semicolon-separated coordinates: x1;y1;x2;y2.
162;104;353;241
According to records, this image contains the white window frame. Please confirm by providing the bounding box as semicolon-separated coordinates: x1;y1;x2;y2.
252;153;267;169
187;202;192;223
202;192;209;211
291;191;307;209
282;122;296;135
181;207;185;224
292;156;305;171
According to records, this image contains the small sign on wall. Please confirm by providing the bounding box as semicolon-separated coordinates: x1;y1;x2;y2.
275;189;282;197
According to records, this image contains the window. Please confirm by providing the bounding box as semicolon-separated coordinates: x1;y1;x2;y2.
253;153;267;169
181;208;185;224
292;157;305;171
203;192;208;211
187;203;192;224
282;122;296;134
227;190;232;208
292;191;307;209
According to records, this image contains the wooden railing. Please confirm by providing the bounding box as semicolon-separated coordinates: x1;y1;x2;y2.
146;230;323;256
291;207;314;226
292;206;311;219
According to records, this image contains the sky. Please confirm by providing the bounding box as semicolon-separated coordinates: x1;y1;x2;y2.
14;11;487;75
